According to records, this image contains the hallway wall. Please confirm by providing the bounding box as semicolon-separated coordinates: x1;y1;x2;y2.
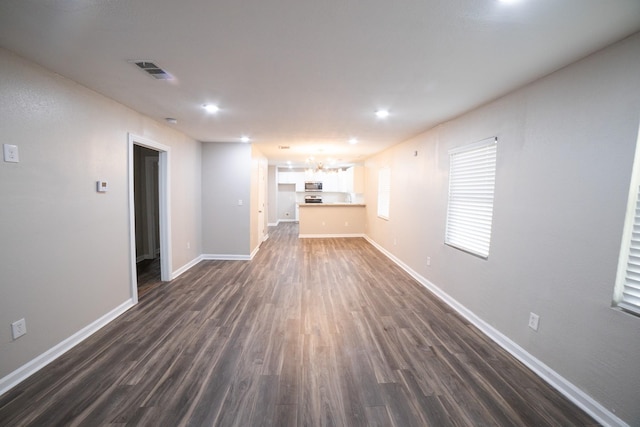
364;33;640;424
0;48;202;383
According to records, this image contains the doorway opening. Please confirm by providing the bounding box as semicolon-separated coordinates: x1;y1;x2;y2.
128;134;172;303
134;146;161;297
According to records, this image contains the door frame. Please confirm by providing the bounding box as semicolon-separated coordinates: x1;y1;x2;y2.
258;159;267;242
128;133;172;304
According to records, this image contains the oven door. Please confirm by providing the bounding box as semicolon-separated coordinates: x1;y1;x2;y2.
304;196;323;203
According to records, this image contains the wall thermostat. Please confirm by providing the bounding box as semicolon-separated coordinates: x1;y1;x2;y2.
96;181;108;193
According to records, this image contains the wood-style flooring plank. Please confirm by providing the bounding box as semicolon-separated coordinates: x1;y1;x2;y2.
0;223;599;426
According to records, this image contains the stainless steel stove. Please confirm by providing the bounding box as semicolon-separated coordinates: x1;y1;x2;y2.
304;195;323;203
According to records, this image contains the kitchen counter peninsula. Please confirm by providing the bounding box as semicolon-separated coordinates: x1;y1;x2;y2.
298;203;366;237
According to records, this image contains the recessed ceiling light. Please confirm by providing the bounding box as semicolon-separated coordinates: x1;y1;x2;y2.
203;104;220;114
348;138;358;144
240;136;251;143
375;109;389;119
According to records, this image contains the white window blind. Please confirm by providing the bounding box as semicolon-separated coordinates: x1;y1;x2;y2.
615;185;640;316
377;167;390;219
445;137;497;258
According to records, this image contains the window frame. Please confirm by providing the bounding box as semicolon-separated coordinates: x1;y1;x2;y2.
613;185;640;317
445;137;498;259
377;167;391;220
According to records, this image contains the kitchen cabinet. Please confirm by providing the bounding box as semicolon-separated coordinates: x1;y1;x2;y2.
279;166;363;193
278;169;305;191
298;203;366;237
321;171;340;192
278;170;294;184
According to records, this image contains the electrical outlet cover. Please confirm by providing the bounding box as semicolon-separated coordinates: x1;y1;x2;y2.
11;318;27;339
528;313;540;331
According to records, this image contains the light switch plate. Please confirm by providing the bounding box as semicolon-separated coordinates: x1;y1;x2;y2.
3;144;19;163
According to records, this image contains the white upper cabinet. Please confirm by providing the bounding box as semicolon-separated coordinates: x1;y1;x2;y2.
322;172;340;192
278;169;305;191
278;166;363;193
278;170;294;184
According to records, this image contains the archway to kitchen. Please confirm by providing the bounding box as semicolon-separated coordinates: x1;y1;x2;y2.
128;133;172;303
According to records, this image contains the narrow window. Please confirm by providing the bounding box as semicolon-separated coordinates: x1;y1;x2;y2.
612;127;640;317
377;167;390;219
445;137;497;258
614;184;640;316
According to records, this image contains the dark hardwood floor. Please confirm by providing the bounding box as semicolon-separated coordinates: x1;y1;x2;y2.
0;223;597;426
136;257;162;299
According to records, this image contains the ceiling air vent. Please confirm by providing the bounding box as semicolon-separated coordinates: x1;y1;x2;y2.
278;145;290;150
131;60;173;80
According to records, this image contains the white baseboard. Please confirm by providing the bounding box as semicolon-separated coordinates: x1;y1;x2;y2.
364;235;627;427
250;245;260;260
0;299;135;398
201;253;252;261
299;233;366;238
4;239;623;426
0;250;250;399
171;255;204;280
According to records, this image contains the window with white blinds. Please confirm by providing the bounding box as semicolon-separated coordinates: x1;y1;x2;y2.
614;185;640;316
377;167;390;219
445;137;497;258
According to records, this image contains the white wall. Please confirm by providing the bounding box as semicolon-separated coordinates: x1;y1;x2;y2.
169;136;203;270
277;184;297;222
364;33;640;425
201;142;251;256
0;48;202;381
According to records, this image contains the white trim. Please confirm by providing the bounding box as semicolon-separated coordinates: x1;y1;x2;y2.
128;134;172;305
0;299;134;398
377;167;391;219
171;255;204;280
613;122;640;315
201;254;252;261
250;245;260;260
364;235;628;427
299;233;366;238
268;222;279;227
278;219;297;223
445;137;497;259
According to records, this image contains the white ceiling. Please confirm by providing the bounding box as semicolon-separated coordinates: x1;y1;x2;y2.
1;0;639;168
